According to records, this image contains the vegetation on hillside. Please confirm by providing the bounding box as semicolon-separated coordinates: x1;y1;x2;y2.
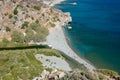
0;0;70;47
0;48;63;80
95;69;119;77
0;22;49;47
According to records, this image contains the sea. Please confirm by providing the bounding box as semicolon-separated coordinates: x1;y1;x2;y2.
55;0;120;73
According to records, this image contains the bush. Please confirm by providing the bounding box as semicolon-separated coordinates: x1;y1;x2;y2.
33;6;41;10
30;23;40;30
35;19;39;24
13;6;18;15
21;21;29;29
6;27;11;32
8;14;13;19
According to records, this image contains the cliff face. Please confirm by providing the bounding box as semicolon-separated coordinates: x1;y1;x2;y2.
0;0;71;42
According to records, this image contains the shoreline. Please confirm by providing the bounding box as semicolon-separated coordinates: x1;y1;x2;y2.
46;24;96;71
62;27;96;69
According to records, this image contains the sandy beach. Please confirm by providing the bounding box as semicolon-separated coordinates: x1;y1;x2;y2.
46;24;95;71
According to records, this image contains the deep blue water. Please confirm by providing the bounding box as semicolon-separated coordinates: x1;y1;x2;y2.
55;0;120;73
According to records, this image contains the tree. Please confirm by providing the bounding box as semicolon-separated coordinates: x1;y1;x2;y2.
24;28;34;43
35;26;49;35
0;38;9;47
13;6;18;15
27;23;49;42
30;23;40;30
33;33;45;42
11;31;24;43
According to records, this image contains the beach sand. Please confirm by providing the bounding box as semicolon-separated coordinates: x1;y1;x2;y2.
46;24;95;71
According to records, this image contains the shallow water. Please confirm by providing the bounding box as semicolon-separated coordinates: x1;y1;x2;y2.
55;0;120;73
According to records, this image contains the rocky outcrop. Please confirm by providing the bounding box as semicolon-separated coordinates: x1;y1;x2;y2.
33;69;120;80
33;70;66;80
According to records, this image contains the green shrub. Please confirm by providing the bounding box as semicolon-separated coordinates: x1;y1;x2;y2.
8;14;13;19
21;21;29;29
26;5;29;8
13;6;18;15
30;23;40;30
35;19;39;24
6;27;11;32
31;17;34;20
33;6;41;11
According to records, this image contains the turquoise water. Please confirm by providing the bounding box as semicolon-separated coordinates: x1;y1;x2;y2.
55;0;120;73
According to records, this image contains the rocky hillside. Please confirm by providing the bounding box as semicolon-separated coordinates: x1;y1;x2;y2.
34;69;120;80
0;0;71;45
